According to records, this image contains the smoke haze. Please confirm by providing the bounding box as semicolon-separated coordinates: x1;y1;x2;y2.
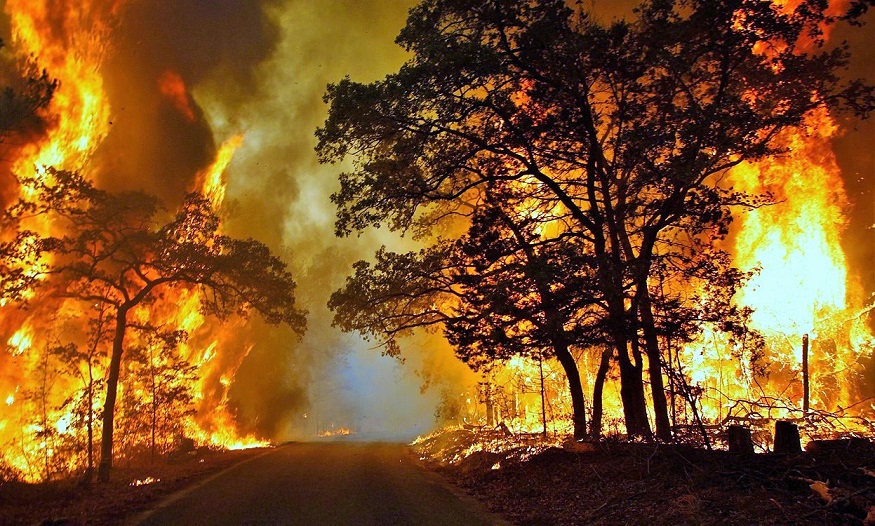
94;0;474;441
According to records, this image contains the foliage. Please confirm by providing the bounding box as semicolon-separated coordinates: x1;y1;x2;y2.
1;169;306;481
0;38;57;141
320;0;875;440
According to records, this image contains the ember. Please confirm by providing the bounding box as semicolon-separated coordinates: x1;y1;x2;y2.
130;476;160;487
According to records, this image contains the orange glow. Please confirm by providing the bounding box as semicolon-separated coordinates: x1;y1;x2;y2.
687;106;872;423
159;70;197;122
198;134;244;208
0;2;267;482
318;427;354;438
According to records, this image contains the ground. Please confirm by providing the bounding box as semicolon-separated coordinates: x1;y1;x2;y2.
0;448;268;525
413;429;875;525
2;433;874;525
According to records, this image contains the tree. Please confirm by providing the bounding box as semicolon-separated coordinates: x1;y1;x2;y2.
54;304;112;484
0;38;56;143
2;169;306;481
330;186;603;439
319;0;874;439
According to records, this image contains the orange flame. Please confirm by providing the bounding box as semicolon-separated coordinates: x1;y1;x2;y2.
198;134;244;208
0;2;266;481
159;70;197;123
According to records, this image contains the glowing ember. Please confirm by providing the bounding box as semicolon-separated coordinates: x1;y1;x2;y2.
130;476;160;487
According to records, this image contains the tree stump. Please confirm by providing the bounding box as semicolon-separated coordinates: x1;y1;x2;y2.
773;420;801;454
727;425;754;455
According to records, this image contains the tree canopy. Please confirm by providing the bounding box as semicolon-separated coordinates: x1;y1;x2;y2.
2;169;306;481
320;0;874;440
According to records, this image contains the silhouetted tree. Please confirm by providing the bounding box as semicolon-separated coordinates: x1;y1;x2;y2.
54;304;112;484
319;0;874;440
0;38;56;143
2;169;306;481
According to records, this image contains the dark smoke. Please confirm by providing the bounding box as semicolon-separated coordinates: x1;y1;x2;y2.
90;0;471;441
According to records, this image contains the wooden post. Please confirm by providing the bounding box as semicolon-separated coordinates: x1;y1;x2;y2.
774;420;802;454
539;357;547;438
727;425;754;455
478;381;494;427
802;334;810;415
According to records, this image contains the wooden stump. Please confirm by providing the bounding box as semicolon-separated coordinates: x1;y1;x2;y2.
773;420;801;454
727;425;754;455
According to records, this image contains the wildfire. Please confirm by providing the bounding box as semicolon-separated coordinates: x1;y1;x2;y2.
159;70;197;123
680;106;873;428
0;1;270;483
446;101;873;446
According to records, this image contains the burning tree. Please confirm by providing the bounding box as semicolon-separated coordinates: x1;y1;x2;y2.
319;0;875;440
1;169;306;482
0;39;56;147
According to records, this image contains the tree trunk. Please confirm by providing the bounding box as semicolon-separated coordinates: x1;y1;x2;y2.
773;420;802;454
616;336;652;439
727;425;754;455
553;344;587;440
98;307;128;483
638;291;672;441
85;376;94;484
150;351;157;465
590;346;613;439
538;357;547;438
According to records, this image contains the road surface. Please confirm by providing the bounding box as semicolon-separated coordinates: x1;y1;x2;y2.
131;442;506;526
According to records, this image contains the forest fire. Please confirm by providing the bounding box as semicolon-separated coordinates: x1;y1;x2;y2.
679;107;874;433
0;0;872;500
452;103;875;450
0;0;285;483
320;0;875;457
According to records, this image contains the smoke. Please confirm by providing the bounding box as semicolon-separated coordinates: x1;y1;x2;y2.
87;0;475;441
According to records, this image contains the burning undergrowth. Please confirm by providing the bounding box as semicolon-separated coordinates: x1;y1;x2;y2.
412;426;562;471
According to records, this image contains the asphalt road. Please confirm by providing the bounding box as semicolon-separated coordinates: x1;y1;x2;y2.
131;442;505;526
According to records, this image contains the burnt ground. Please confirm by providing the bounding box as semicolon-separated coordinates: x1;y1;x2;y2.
0;447;268;525
414;430;875;525
2;435;875;525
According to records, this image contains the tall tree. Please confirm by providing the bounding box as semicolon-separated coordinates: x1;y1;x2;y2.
330;186;604;439
2;169;306;481
319;0;874;439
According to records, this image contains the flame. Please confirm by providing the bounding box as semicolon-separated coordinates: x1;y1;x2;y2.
704;106;870;416
7;327;33;356
159;70;197;122
0;2;267;482
4;0;116;179
318;427;354;438
198;134;244;208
